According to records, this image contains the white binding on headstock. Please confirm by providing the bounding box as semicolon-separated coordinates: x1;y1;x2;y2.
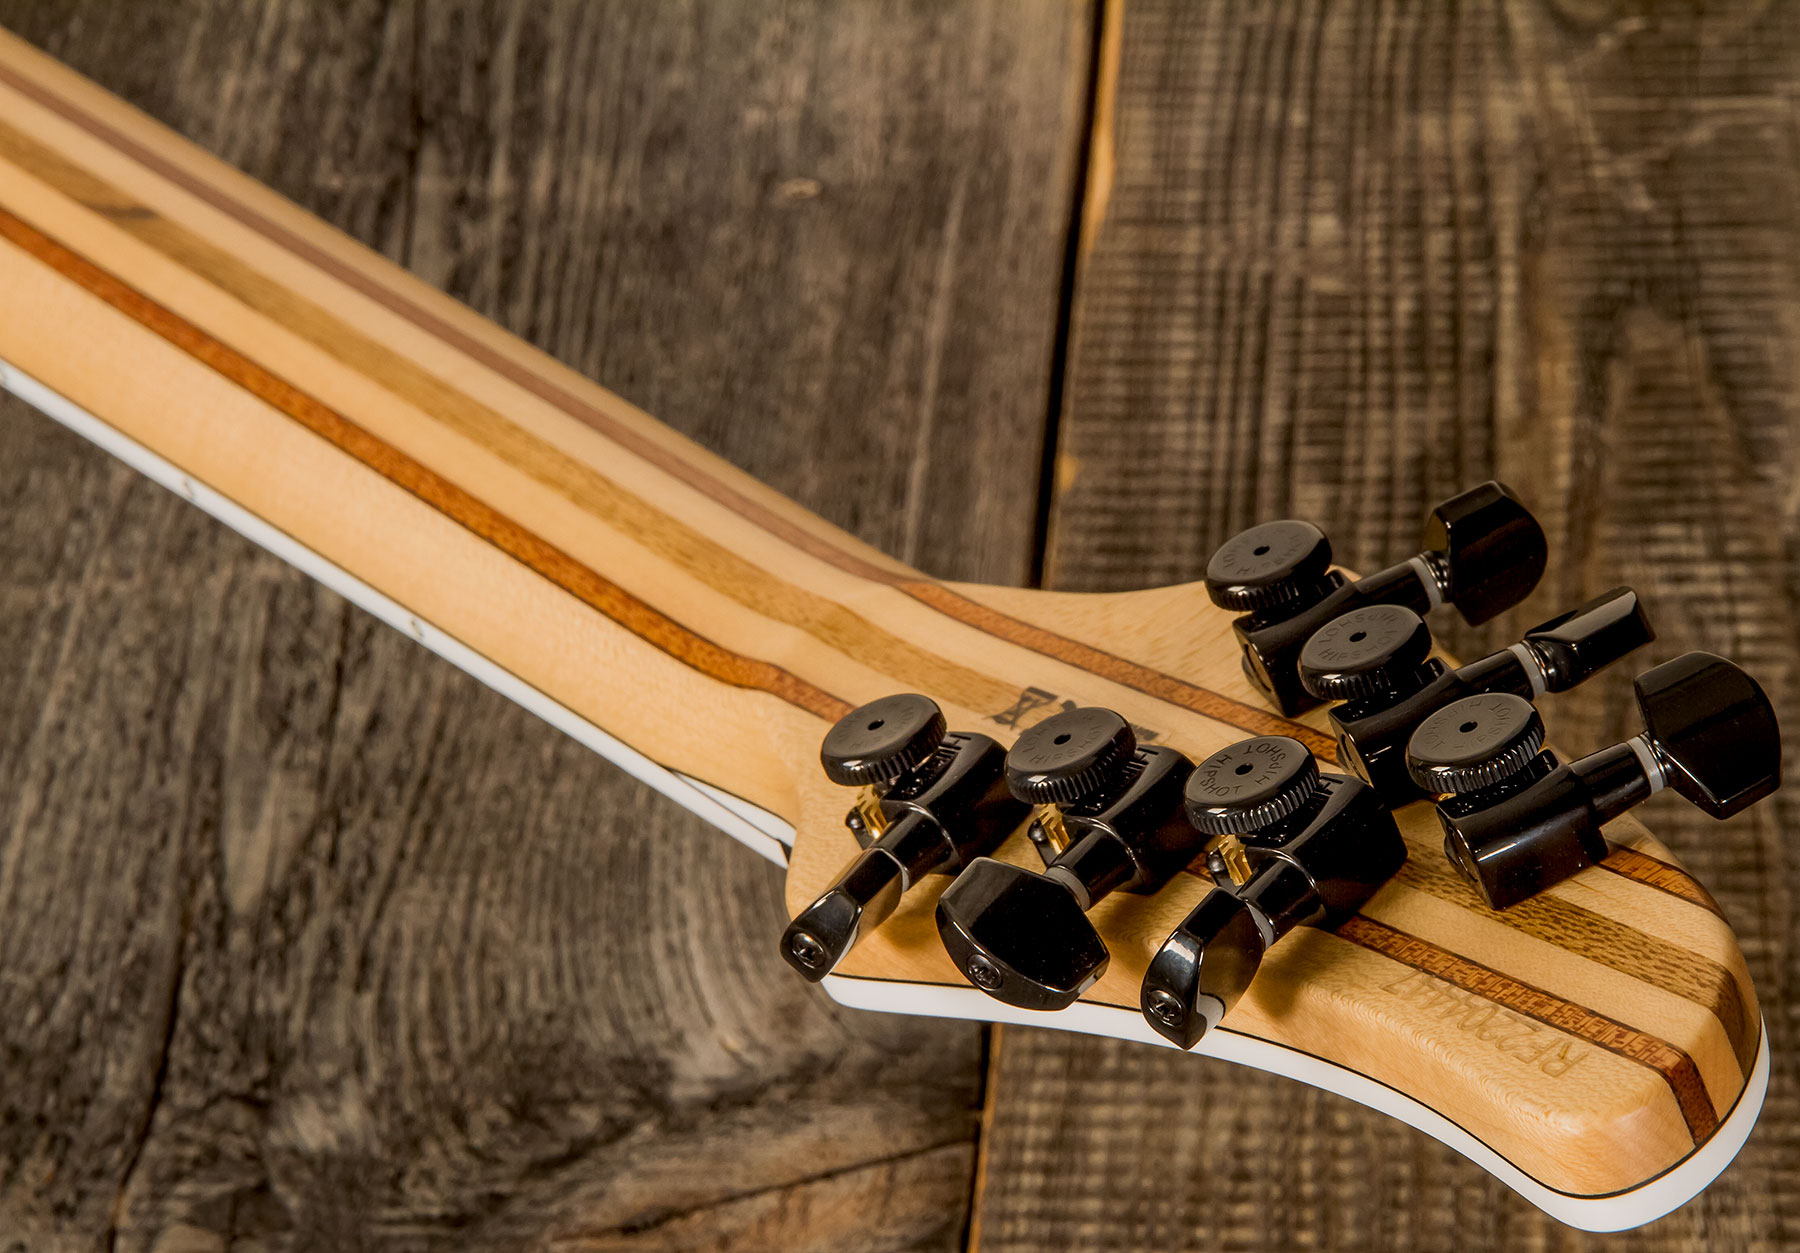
1;362;1762;1238
824;972;1768;1234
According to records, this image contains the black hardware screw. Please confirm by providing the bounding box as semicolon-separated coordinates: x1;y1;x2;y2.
1146;989;1186;1028
788;932;827;970
966;954;1005;991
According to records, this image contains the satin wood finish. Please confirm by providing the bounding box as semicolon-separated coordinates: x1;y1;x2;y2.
0;28;1760;1218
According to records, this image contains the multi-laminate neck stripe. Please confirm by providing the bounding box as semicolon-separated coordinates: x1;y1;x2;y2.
0;207;853;725
2;41;1762;1181
1337;916;1720;1144
0;51;1331;757
1391;853;1755;1079
1601;846;1728;920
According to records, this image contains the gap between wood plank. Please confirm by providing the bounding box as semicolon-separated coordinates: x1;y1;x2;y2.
968;3;1121;1249
1025;0;1118;593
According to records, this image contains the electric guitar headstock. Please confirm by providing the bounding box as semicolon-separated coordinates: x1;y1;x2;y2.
0;34;1778;1235
776;485;1778;1232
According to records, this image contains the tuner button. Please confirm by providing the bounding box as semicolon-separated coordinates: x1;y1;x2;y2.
1204;520;1334;615
1298;604;1434;702
820;693;946;787
1422;482;1547;627
1185;736;1321;835
1140;889;1269;1049
934;858;1111;1012
1406;693;1544;795
779;846;906;981
1005;707;1136;807
1635;652;1782;819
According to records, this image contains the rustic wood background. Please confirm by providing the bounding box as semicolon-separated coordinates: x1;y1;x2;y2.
0;2;1795;1250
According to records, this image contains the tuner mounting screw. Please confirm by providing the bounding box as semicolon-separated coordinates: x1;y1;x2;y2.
788;932;827;970
966;954;1005;991
1146;989;1186;1028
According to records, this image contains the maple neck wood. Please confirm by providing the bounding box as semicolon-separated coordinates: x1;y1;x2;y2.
0;29;1765;1228
0;30;1331;834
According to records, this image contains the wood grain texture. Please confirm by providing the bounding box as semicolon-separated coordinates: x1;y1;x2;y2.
980;1;1800;1248
0;2;1091;1248
0;3;1757;1206
0;0;1781;1243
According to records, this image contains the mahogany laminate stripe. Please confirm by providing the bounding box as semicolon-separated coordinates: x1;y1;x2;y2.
1337;916;1720;1144
1391;855;1755;1078
0;52;1330;753
0;208;852;726
0;116;1040;722
902;581;1339;757
1601;846;1729;920
1178;849;1748;1086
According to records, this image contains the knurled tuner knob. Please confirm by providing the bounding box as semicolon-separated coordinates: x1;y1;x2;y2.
1185;735;1321;835
819;693;947;787
1298;604;1435;703
1406;693;1544;795
1004;707;1136;806
1204;520;1334;615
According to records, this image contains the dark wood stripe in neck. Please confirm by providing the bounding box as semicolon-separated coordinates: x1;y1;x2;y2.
1337;916;1720;1144
1600;846;1728;920
0;57;1330;755
0;208;853;726
1391;853;1754;1078
901;582;1338;757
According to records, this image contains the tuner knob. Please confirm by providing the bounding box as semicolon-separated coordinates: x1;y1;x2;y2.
1004;707;1137;806
788;699;1026;981
820;693;946;787
1299;604;1436;703
1204;520;1335;616
1521;587;1655;691
1141;889;1268;1049
1318;587;1653;808
1185;736;1321;836
1416;653;1781;910
945;723;1202;1011
1406;693;1545;796
1208;483;1546;717
1634;651;1781;818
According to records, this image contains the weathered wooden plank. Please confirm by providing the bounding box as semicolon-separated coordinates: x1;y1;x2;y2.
981;1;1800;1248
0;1;1092;1247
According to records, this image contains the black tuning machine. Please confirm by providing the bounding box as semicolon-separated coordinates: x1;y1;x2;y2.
935;707;1201;1011
1406;653;1782;910
781;694;1026;981
1205;483;1547;715
1299;587;1653;805
1140;736;1406;1049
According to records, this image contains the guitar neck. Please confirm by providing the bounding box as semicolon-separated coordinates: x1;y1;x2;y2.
0;28;1329;861
0;29;923;855
2;29;1773;1228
